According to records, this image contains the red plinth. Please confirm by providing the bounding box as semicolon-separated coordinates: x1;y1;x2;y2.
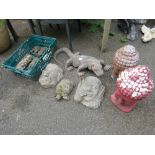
110;89;138;113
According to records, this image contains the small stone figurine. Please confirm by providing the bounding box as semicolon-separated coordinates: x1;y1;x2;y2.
111;45;139;78
110;65;154;112
55;79;74;100
141;25;155;42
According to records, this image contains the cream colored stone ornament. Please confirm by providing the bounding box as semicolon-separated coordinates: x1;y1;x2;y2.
141;25;155;42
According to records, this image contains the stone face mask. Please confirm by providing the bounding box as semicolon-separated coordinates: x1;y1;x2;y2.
39;63;64;88
74;76;105;109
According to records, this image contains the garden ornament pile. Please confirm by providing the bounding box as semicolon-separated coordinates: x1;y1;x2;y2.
54;47;111;77
112;45;139;78
110;65;154;112
39;63;63;88
141;25;155;42
74;76;105;109
55;79;74;100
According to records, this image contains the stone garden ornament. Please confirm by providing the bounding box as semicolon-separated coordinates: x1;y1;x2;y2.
110;65;154;112
74;76;105;109
112;45;139;78
55;79;74;100
54;47;111;77
39;63;64;88
141;25;155;42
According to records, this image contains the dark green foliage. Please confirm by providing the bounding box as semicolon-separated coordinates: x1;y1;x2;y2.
81;19;105;33
81;20;115;37
88;24;98;33
120;36;128;43
0;19;5;28
109;32;115;36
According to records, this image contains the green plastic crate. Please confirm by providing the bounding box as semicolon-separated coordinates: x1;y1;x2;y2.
2;35;57;79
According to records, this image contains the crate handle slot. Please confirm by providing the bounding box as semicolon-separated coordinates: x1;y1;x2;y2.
42;53;50;62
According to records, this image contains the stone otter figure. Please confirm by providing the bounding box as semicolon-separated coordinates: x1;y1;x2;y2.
55;79;74;100
54;47;111;77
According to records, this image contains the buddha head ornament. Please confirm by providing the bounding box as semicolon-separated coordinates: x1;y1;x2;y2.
112;44;139;78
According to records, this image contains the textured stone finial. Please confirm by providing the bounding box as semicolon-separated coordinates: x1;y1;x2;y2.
111;45;139;78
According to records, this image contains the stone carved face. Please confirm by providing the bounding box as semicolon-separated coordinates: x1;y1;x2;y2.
39;64;63;88
79;77;100;99
74;76;105;109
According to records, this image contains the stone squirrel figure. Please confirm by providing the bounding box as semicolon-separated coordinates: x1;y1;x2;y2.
55;79;74;100
141;25;155;42
54;47;111;77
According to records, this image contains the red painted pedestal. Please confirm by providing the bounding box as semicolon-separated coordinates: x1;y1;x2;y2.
110;89;138;113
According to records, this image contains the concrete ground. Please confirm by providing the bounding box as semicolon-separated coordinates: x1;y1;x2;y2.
0;20;155;135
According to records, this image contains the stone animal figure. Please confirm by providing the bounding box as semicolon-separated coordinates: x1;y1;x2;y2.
55;79;74;100
54;47;111;77
141;25;155;42
74;76;105;109
39;63;64;88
